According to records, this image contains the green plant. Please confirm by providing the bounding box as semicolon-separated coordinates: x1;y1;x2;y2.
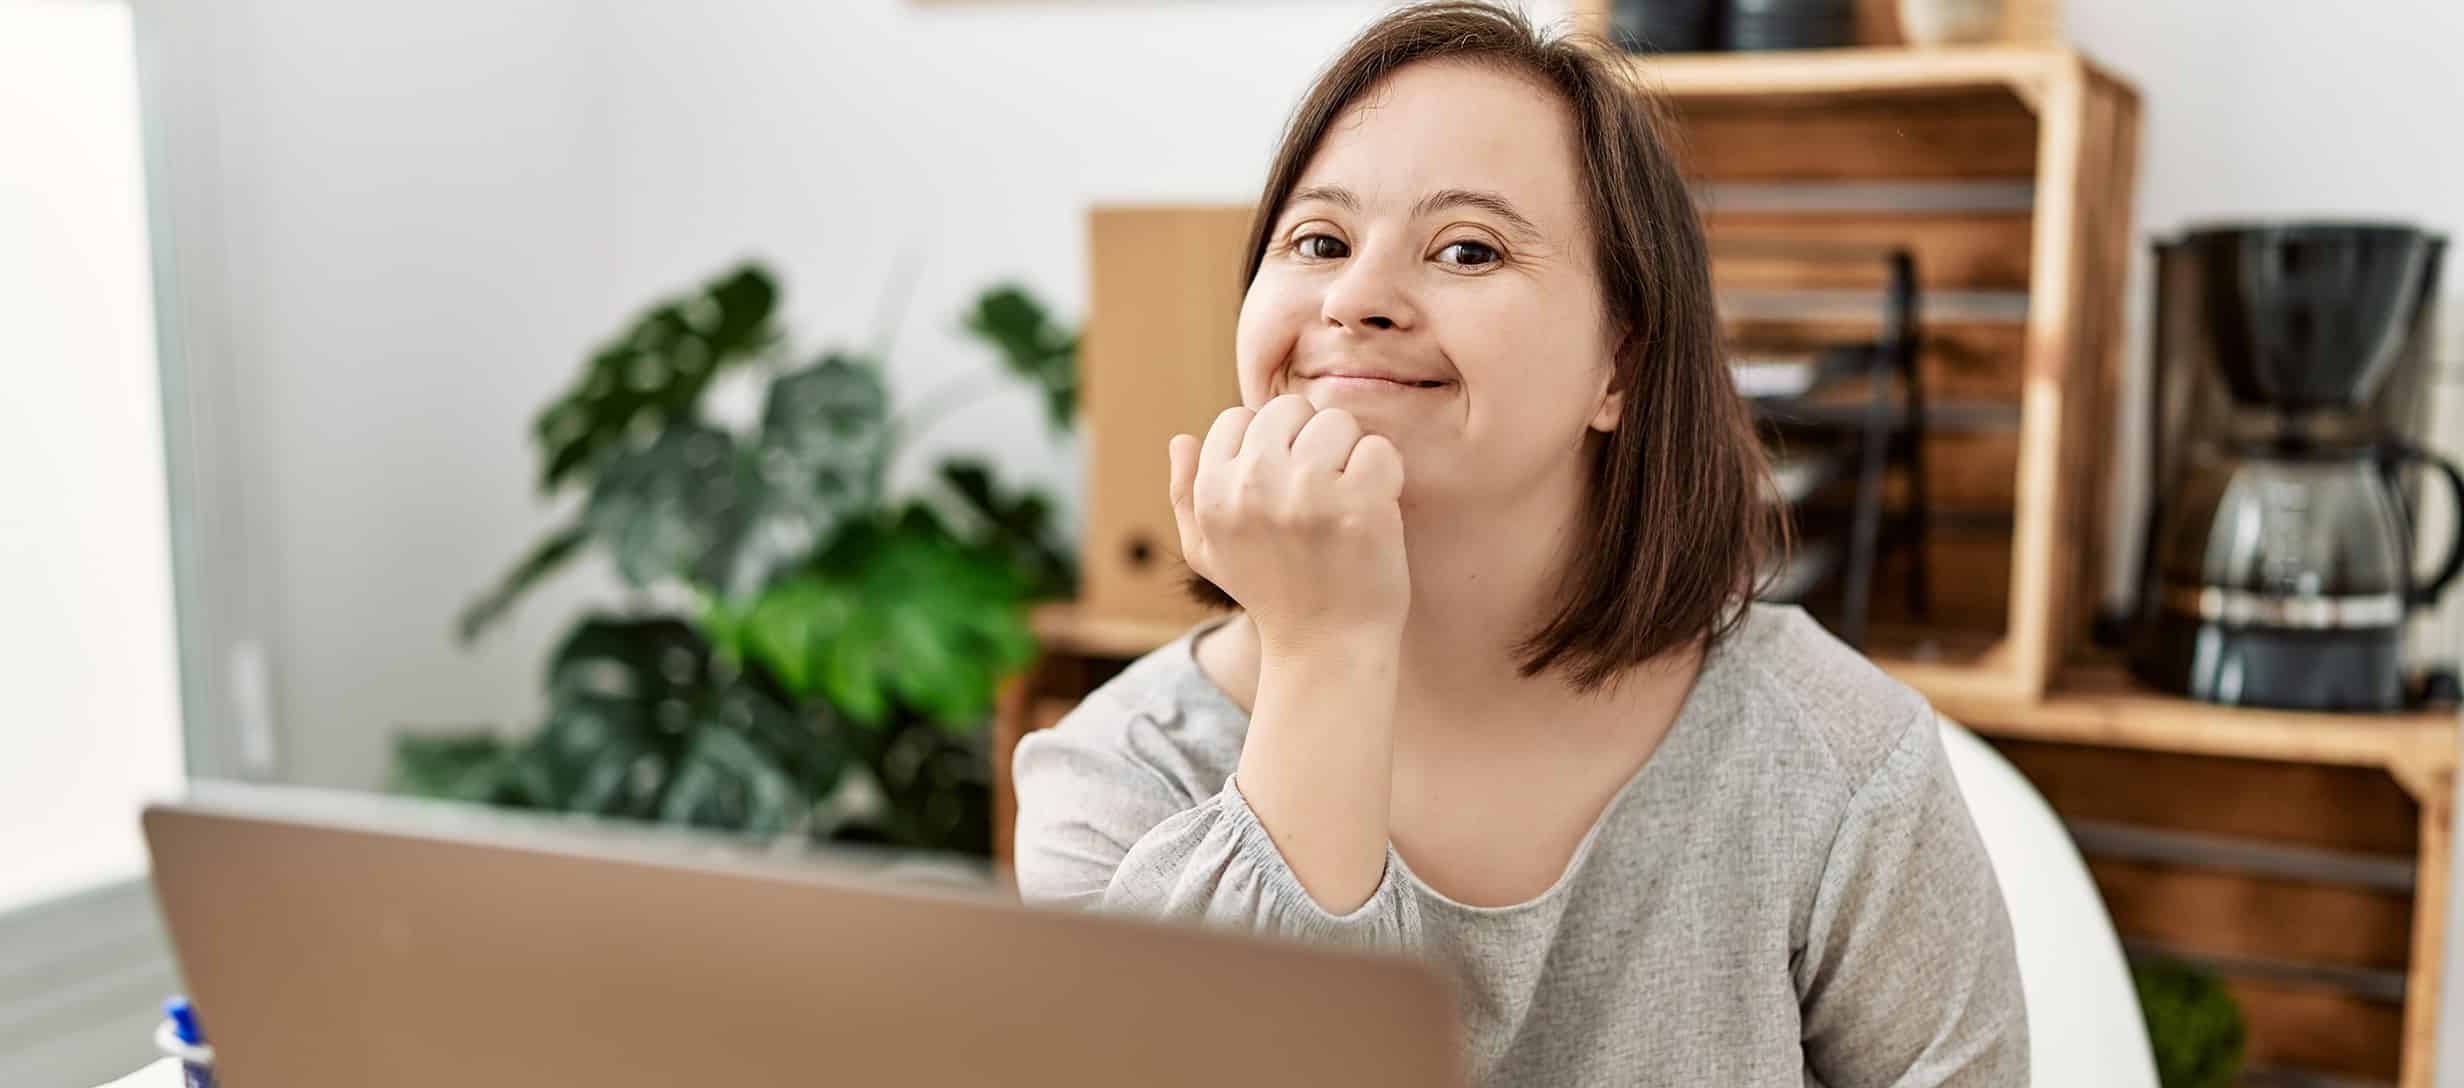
392;261;1078;853
2132;959;2246;1088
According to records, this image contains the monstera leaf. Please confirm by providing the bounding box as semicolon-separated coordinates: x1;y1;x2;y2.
729;354;892;588
962;284;1076;430
584;422;768;595
534;263;779;491
703;506;1038;731
395;616;844;833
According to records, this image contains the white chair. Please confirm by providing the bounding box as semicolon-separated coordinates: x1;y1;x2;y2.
1938;716;2161;1088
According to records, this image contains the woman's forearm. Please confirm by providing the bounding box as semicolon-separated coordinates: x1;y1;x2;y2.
1233;630;1402;915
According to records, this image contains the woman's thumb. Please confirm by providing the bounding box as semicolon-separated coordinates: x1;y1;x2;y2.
1167;434;1203;556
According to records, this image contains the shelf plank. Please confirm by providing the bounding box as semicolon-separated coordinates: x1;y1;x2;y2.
1634;45;2075;104
1926;661;2459;784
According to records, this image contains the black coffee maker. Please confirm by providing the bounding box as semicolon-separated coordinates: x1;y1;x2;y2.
2131;222;2463;711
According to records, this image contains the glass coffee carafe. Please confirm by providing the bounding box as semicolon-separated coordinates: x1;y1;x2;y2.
2132;222;2464;711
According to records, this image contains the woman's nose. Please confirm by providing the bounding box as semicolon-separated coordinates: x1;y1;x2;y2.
1320;248;1419;333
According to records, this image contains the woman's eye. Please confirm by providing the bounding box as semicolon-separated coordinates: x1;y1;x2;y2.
1436;240;1500;268
1296;234;1349;260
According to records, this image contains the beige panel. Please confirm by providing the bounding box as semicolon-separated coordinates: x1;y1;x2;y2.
1082;206;1253;626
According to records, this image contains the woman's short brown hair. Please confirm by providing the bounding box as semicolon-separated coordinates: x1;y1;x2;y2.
1193;0;1779;692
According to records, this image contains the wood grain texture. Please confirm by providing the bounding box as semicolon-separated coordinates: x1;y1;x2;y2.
1774;427;2021;515
1727;317;2027;400
2090;858;2415;970
2402;774;2455;1087
2228;977;2403;1081
1987;739;2422;858
2003;55;2119;698
1789;521;2011;630
1951;680;2456;791
1707;209;2035;291
1668;94;2040;181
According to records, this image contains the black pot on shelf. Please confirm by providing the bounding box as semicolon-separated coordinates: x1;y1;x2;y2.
1723;0;1857;50
1612;0;1721;53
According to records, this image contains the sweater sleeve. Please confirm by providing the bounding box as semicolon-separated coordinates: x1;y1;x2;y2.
1795;709;2029;1086
1009;699;1414;950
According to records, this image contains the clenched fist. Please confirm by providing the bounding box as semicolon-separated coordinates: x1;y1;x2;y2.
1169;394;1411;650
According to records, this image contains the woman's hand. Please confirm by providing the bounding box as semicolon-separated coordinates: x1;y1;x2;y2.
1169;395;1410;652
1169;394;1408;914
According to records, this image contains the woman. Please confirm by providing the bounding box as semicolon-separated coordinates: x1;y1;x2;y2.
1011;3;2025;1083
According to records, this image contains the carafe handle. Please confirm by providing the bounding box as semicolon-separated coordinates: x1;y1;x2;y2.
2388;438;2464;607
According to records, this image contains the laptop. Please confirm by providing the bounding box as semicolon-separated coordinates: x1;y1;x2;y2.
142;783;1462;1087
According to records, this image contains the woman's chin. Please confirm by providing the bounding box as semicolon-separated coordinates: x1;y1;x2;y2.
1301;380;1454;435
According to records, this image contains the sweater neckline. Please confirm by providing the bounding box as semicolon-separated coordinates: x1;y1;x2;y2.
1166;610;1751;917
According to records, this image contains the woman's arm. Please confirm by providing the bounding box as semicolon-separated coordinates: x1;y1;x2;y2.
1795;709;2028;1086
1165;395;1413;915
1010;692;1413;947
1236;630;1401;914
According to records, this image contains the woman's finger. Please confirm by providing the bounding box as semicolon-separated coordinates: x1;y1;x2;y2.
1289;408;1363;475
1167;433;1203;562
1242;394;1318;462
1200;405;1253;469
1345;433;1406;498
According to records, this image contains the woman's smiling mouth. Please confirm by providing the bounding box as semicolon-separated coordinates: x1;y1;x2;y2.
1298;366;1453;392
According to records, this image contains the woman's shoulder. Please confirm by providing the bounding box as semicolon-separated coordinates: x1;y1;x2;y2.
1010;616;1250;795
1698;603;1939;789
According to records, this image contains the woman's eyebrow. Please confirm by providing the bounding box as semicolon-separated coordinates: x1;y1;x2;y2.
1286;185;1545;243
1414;189;1544;242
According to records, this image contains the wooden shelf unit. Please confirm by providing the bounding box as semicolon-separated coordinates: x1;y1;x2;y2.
1643;43;2139;705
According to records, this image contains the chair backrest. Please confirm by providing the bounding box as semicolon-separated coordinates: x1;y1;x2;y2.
1937;717;2160;1088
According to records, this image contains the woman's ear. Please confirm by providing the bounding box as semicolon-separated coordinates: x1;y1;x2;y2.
1588;386;1623;433
1588;329;1631;433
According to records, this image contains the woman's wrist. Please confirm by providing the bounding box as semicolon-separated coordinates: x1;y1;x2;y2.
1254;617;1406;669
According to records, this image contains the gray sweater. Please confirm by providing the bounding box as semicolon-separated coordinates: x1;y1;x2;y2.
1011;603;2026;1086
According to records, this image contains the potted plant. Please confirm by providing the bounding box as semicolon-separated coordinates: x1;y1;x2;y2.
389;262;1078;855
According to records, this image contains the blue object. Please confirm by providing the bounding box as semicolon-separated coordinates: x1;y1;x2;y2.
165;996;204;1045
162;996;215;1088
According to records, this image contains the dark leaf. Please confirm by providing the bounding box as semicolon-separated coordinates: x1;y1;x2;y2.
388;731;523;805
935;458;1076;599
480;615;840;825
582;422;768;594
534;263;781;492
961;284;1077;430
731;355;893;589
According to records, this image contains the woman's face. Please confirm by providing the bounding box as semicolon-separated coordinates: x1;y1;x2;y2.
1236;58;1621;509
